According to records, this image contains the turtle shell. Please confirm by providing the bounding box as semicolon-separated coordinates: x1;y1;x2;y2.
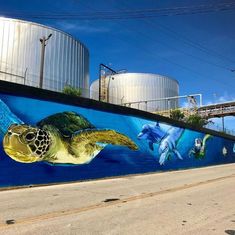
37;112;95;137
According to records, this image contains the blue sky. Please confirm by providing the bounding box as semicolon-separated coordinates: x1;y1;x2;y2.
0;0;235;130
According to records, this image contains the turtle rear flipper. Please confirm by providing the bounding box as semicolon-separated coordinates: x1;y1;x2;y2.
70;129;138;153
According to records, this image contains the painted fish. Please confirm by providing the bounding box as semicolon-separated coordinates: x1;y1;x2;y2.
222;147;227;156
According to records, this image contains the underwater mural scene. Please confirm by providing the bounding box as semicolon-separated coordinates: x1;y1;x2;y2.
0;92;234;187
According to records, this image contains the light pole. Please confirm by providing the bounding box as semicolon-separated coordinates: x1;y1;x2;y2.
24;68;28;85
121;96;125;105
39;33;52;89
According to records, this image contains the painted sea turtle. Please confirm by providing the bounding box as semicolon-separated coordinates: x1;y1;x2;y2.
3;112;138;164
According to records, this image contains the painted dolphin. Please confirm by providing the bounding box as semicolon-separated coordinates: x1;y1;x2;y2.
137;122;167;151
158;127;184;165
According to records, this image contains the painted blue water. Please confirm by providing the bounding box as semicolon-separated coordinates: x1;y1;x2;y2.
0;94;234;187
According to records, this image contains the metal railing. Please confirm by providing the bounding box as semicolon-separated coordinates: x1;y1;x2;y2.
198;102;235;118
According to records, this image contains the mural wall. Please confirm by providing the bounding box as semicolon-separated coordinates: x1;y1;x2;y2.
0;89;234;188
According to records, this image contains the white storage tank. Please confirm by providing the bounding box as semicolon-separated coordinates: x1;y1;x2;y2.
90;73;179;112
0;17;89;96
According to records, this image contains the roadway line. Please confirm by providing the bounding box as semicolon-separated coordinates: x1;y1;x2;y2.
1;173;235;230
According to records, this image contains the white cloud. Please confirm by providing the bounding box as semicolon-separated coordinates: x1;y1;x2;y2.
55;21;110;34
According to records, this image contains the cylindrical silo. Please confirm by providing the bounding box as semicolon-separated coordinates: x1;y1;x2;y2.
90;73;179;112
0;17;89;96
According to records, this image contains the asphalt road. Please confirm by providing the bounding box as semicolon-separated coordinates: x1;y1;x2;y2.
0;164;235;235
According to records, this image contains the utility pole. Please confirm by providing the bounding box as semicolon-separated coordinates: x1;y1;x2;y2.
39;33;52;89
222;116;225;132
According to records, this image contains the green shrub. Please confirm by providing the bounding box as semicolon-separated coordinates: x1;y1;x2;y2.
170;109;185;121
186;114;209;128
63;85;82;97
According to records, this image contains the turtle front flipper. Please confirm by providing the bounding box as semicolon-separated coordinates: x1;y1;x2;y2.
71;129;138;151
71;129;138;150
68;129;138;164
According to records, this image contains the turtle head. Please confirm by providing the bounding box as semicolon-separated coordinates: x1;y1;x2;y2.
3;124;51;163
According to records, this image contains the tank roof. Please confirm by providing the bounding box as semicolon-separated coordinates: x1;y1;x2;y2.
0;17;89;52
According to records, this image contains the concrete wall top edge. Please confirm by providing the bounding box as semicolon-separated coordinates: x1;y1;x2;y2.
0;80;234;141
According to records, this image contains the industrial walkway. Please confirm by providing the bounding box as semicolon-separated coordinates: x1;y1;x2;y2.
198;101;235;118
0;164;235;235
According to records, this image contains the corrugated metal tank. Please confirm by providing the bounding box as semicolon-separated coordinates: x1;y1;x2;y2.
90;73;179;111
0;17;89;96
